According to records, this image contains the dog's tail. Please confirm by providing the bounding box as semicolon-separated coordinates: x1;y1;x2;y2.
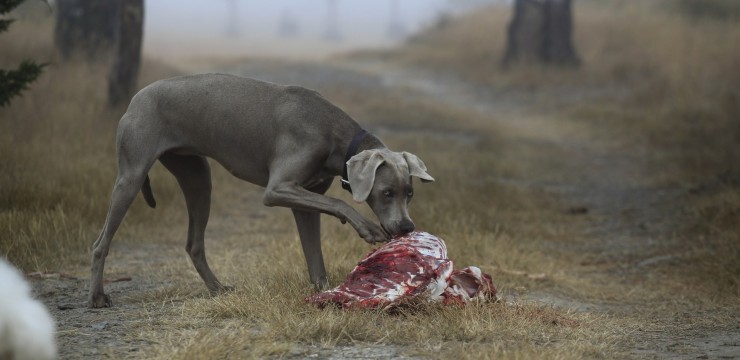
142;175;156;208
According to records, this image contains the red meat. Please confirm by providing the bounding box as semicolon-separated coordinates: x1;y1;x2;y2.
306;232;497;309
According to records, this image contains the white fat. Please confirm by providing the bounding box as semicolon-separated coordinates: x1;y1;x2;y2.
427;260;454;301
399;232;447;259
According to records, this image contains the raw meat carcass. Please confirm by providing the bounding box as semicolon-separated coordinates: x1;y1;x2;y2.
306;232;497;309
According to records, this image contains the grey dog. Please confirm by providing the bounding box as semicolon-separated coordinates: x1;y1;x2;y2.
89;73;434;308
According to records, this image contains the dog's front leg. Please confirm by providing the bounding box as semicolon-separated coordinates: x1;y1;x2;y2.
292;209;328;289
263;183;389;245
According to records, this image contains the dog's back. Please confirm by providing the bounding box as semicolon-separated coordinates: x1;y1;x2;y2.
117;73;359;185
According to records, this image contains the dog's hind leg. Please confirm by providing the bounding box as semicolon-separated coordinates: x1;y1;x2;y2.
159;153;230;295
89;161;154;308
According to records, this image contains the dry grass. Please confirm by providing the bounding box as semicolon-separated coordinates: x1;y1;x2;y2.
3;2;739;359
376;0;740;300
119;179;622;359
390;0;740;177
0;17;183;271
110;90;629;358
2;15;625;359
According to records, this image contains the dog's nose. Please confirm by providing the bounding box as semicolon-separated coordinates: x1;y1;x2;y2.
399;220;415;234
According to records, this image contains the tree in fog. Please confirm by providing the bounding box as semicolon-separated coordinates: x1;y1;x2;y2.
502;0;579;67
387;0;406;39
108;0;144;107
55;0;143;107
0;0;44;107
224;0;240;38
279;9;299;38
54;0;117;59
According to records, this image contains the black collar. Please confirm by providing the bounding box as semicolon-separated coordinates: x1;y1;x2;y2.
341;129;368;193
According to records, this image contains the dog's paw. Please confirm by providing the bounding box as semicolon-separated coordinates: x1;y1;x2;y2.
89;293;112;308
358;224;390;245
313;276;329;291
209;284;235;296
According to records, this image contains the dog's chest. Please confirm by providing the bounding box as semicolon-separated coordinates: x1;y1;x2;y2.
303;171;335;190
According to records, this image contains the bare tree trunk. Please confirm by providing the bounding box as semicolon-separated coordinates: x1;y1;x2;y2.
54;0;117;60
502;0;579;67
55;0;144;107
542;0;579;65
107;0;144;107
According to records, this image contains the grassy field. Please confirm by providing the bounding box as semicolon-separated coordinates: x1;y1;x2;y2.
1;1;739;359
0;17;182;271
378;0;740;296
387;0;740;180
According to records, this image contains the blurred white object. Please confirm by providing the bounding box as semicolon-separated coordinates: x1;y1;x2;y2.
0;258;57;360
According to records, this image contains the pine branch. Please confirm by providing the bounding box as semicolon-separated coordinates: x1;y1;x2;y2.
0;0;25;16
0;18;13;32
0;61;46;107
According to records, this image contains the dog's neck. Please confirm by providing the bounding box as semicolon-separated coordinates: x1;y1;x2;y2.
355;132;385;153
339;129;385;193
338;128;384;158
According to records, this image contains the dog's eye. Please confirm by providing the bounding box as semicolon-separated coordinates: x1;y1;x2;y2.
383;190;394;198
407;190;414;198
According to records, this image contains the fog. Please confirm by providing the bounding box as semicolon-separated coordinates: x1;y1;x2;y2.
143;0;503;62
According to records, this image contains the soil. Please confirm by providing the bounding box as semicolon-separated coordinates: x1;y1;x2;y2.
28;59;739;359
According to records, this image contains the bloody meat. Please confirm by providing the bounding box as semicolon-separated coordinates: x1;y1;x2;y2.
306;232;497;309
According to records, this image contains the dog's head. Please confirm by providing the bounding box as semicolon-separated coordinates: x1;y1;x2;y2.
346;149;434;236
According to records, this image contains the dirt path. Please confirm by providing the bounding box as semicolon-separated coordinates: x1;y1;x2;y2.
30;180;267;358
30;59;738;359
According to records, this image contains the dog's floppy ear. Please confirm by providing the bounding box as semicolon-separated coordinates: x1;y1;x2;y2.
402;152;435;183
347;149;386;202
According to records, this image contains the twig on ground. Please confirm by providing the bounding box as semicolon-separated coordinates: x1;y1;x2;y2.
483;266;548;280
26;271;78;280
